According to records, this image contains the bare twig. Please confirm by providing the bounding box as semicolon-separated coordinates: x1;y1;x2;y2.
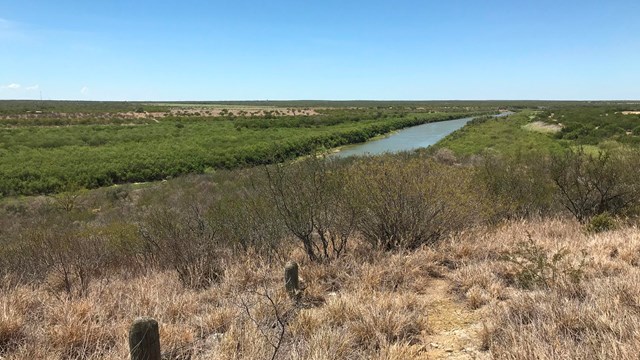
237;287;287;360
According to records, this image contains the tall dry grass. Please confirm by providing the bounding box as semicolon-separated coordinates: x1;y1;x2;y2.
0;240;442;359
449;219;640;359
2;217;640;358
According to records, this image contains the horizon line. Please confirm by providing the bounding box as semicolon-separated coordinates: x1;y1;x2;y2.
1;99;640;103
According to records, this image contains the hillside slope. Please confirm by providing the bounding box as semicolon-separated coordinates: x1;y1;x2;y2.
1;219;638;359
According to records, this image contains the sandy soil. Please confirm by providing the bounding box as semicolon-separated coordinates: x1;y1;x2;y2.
523;121;563;134
424;279;490;359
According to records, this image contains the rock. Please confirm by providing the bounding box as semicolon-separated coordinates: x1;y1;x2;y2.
205;333;224;346
453;329;472;342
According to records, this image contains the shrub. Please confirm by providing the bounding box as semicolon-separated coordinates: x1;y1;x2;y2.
264;156;358;261
432;147;457;165
16;222;118;297
477;150;556;221
210;171;288;259
586;212;616;233
346;155;483;250
501;234;586;289
139;199;223;288
549;148;640;223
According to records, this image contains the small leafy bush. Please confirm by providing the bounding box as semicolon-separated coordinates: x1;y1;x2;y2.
586;212;616;233
501;234;587;289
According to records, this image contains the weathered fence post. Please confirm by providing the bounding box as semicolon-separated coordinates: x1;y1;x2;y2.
129;317;161;360
284;261;299;299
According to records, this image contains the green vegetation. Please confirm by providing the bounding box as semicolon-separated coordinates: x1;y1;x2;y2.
437;104;640;156
434;102;640;225
0;103;487;196
3;146;640;291
435;110;565;155
549;107;640;146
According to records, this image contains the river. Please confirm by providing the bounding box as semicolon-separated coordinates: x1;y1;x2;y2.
331;112;511;158
332;116;472;158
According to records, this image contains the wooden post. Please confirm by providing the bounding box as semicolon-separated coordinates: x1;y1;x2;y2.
129;317;161;360
284;261;299;299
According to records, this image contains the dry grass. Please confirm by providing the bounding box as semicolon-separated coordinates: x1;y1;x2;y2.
0;242;440;359
450;219;640;359
2;219;640;359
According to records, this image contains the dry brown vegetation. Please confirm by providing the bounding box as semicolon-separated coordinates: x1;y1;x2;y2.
449;219;640;359
0;239;438;359
0;106;318;122
2;219;640;359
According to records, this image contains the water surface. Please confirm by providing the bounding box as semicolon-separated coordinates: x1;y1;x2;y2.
332;117;473;158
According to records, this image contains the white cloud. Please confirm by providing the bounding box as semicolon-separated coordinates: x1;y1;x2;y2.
0;82;42;99
80;86;89;95
0;84;41;92
1;83;22;90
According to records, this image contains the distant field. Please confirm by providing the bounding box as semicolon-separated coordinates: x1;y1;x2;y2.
0;102;488;196
3;100;639;197
152;103;280;109
3;99;627;114
435;103;640;155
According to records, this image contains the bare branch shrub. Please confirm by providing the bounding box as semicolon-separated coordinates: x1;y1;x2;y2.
264;156;358;261
212;170;288;261
550;148;640;223
347;155;483;250
478;151;556;221
235;287;291;360
140;200;223;288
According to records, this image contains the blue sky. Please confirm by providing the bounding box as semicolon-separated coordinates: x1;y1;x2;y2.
1;0;639;101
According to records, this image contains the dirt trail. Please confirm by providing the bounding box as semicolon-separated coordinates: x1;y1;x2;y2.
423;279;491;359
